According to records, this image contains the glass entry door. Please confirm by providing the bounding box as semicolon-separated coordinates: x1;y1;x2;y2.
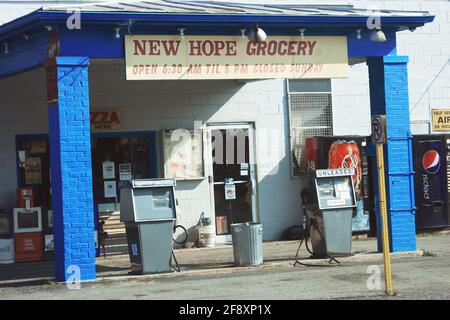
207;124;258;243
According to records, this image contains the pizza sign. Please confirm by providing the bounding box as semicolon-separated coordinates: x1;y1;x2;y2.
90;110;121;130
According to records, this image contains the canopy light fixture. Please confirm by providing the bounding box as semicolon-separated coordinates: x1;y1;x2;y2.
240;29;246;39
45;26;53;32
356;29;362;40
369;29;387;42
299;28;306;40
4;43;8;55
127;19;135;35
114;27;121;39
247;24;267;43
178;28;186;39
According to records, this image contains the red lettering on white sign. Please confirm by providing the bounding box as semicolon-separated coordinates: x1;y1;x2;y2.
90;110;121;130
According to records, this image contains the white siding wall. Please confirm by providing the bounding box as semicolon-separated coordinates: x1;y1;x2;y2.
331;62;371;136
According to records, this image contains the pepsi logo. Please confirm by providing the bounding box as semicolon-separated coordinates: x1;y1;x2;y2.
422;150;441;174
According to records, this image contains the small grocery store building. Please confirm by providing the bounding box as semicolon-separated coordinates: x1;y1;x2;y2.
0;1;433;281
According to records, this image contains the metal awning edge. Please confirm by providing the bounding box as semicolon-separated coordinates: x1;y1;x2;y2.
0;8;435;43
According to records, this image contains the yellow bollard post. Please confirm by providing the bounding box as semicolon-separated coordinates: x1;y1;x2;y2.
375;143;394;296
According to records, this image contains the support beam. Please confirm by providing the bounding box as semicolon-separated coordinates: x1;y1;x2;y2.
46;56;96;281
368;56;416;252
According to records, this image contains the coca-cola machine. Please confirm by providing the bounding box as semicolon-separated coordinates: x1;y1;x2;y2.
305;136;371;232
412;135;450;230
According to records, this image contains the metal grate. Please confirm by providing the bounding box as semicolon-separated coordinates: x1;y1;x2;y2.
289;92;332;176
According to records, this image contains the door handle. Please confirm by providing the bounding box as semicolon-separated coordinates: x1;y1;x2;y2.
250;180;256;196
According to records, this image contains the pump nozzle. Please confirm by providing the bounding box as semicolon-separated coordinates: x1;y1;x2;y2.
300;188;310;206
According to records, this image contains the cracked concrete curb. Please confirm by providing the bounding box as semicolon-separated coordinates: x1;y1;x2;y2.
94;250;424;285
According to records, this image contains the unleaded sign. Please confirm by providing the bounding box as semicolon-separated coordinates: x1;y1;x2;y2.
125;35;349;80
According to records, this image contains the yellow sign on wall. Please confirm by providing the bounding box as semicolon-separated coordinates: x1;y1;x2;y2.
432;109;450;131
125;35;349;80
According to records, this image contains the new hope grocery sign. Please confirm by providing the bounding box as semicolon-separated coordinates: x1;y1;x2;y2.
125;35;348;80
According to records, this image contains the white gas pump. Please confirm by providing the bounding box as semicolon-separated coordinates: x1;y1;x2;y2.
294;168;357;266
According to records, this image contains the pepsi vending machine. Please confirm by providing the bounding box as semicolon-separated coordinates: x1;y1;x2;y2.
305;136;371;232
413;135;450;230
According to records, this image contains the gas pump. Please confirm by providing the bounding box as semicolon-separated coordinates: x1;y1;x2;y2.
294;168;356;265
120;178;187;274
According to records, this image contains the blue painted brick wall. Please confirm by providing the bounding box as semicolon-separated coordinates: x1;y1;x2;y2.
47;56;96;281
368;56;416;253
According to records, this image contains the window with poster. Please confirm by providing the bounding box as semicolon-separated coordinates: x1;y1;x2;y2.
162;129;204;180
16;136;51;208
15;132;157;210
90;133;157;205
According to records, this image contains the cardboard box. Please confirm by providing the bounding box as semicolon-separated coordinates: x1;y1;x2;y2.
215;216;228;235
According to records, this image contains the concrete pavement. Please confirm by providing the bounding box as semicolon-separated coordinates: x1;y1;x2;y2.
0;232;449;299
0;232;399;285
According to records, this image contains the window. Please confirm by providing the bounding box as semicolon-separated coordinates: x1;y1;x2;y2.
288;79;333;177
163;129;204;179
91;135;155;204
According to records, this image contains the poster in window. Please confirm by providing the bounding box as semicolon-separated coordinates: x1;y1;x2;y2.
163;130;204;179
29;140;47;156
48;210;53;228
119;163;132;181
24;158;42;185
45;234;54;252
225;183;236;200
104;181;117;198
102;161;116;180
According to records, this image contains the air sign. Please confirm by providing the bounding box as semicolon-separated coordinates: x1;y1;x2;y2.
125;35;349;80
432;109;450;131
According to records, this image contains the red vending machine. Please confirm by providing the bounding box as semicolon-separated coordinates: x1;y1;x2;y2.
305;136;371;233
13;207;43;262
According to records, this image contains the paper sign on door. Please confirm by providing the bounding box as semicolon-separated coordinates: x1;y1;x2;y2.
102;161;115;179
225;183;236;200
240;163;249;176
104;181;117;198
119;163;132;181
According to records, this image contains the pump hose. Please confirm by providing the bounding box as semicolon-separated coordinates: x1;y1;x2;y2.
173;224;188;245
171;224;189;272
294;215;340;267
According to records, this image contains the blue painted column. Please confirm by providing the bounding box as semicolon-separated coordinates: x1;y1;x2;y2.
367;56;416;253
46;56;96;281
